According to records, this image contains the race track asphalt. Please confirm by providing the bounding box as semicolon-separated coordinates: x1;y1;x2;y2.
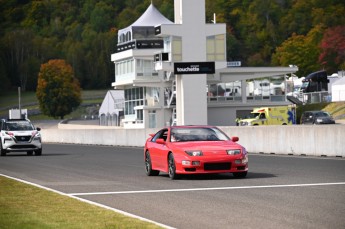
1;143;345;229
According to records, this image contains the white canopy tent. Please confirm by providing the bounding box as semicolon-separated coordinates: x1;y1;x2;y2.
118;4;173;44
332;77;345;102
99;90;124;126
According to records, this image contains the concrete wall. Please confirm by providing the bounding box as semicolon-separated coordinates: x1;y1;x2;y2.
41;124;345;157
220;125;344;157
208;107;237;126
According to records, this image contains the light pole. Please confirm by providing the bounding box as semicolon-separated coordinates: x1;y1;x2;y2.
18;87;22;118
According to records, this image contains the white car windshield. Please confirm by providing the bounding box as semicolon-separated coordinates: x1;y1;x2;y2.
5;121;35;131
170;127;230;142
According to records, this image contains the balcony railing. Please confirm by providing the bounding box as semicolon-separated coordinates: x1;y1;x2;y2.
207;95;286;103
298;92;331;104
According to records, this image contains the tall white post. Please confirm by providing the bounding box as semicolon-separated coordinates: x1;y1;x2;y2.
174;0;208;125
158;0;226;126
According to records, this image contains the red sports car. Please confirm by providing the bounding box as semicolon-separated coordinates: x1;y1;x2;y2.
144;125;248;179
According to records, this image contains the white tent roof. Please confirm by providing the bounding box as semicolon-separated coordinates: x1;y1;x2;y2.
99;90;124;116
331;77;345;102
119;4;173;34
333;76;345;86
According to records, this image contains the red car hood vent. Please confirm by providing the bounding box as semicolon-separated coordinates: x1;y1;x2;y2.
175;141;239;155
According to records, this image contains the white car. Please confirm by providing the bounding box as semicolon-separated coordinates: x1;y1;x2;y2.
0;119;42;156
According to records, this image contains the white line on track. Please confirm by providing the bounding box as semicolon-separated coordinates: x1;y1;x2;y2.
68;182;345;196
0;174;175;229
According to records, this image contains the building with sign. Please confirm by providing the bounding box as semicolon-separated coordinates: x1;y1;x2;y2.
111;3;174;128
108;0;298;128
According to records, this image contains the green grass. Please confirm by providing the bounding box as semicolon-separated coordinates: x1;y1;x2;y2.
0;90;108;119
0;176;163;229
0;91;39;109
296;101;345;123
1;89;345;122
322;101;345;118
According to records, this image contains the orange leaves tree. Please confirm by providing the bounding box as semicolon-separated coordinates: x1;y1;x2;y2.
36;59;81;119
271;26;323;77
319;26;345;73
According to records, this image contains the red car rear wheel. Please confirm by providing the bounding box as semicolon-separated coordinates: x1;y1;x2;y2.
145;151;159;176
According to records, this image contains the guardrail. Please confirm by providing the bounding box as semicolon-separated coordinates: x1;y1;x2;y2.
41;124;345;157
293;92;331;104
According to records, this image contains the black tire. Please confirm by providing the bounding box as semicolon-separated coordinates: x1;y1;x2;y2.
27;151;34;156
145;151;159;176
168;153;179;180
0;142;6;156
35;149;42;156
233;171;247;178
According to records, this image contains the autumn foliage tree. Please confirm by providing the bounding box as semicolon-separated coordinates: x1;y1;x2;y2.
271;26;323;77
319;26;345;73
36;59;81;119
1;0;344;91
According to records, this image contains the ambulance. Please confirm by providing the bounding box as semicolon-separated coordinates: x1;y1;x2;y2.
239;106;295;126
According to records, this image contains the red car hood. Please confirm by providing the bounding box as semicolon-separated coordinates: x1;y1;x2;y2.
171;141;242;155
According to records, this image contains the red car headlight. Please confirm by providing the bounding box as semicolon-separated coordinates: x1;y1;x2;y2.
227;149;241;155
235;155;248;164
185;150;203;156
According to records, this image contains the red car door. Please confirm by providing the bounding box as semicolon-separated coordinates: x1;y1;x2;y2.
149;129;169;172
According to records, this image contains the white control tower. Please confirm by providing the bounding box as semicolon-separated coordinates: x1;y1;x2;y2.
155;0;226;125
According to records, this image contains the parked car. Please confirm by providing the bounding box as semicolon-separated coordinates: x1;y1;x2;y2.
300;111;335;125
0;119;42;156
144;125;248;179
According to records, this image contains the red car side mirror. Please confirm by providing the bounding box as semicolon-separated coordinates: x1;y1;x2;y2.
231;136;239;142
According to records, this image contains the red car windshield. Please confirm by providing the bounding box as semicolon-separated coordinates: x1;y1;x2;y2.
170;127;230;142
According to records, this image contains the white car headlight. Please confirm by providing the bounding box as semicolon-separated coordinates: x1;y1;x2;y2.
227;149;241;155
185;150;203;156
5;132;14;137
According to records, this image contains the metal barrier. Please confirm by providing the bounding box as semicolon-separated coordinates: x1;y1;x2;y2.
298;92;331;104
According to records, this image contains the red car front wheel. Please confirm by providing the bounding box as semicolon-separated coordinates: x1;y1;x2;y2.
168;153;179;180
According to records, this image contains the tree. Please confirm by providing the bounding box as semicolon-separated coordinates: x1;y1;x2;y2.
36;59;81;119
1;0;345;92
90;2;113;32
2;29;35;91
271;26;323;76
319;26;345;73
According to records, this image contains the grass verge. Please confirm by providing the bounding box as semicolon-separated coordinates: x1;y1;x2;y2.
296;101;345;123
0;175;163;229
0;90;108;119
